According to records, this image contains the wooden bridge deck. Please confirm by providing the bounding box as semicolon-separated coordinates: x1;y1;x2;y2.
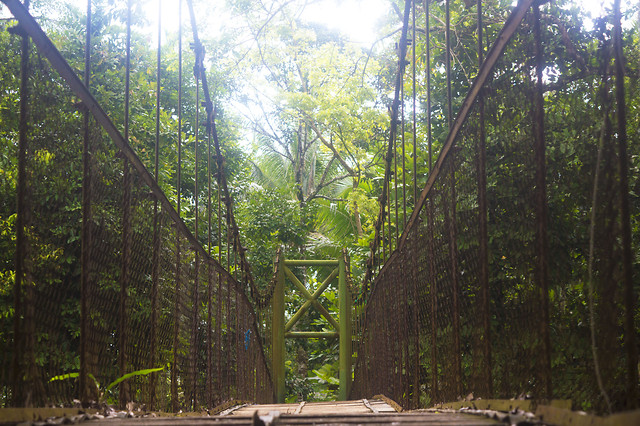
228;398;398;416
82;400;499;425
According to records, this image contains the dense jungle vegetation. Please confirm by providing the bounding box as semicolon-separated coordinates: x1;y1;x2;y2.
1;0;639;408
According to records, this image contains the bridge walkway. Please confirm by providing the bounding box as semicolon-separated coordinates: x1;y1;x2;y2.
86;400;501;425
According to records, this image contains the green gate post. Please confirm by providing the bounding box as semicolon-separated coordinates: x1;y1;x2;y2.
272;252;351;402
272;254;286;403
338;252;352;400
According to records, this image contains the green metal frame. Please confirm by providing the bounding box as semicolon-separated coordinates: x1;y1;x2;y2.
271;253;352;402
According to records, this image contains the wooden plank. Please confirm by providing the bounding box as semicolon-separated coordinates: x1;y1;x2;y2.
230;399;397;416
436;399;534;412
79;400;500;425
0;408;98;423
536;405;604;426
273;414;499;424
294;401;305;414
536;405;640;426
218;404;247;416
363;398;379;413
81;411;501;425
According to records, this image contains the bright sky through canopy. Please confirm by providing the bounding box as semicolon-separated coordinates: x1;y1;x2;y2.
299;0;389;45
1;0;634;47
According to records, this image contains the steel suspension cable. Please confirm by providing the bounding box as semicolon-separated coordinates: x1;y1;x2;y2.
388;161;392;254
0;0;243;288
382;210;385;264
394;99;399;247
362;0;412;289
476;0;492;398
12;0;30;407
216;150;222;401
177;1;182;219
613;0;639;408
184;0;267;306
532;3;552;399
411;0;417;204
150;0;163;410
206;76;213;411
423;0;438;401
443;0;462;399
119;0;132;408
424;0;432;172
445;0;452;128
588;48;613;413
171;0;182;411
399;0;536;250
401;78;406;234
79;0;92;404
192;45;201;409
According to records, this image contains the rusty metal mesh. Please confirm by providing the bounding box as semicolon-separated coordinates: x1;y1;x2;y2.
1;1;273;410
351;0;638;414
4;118;273;410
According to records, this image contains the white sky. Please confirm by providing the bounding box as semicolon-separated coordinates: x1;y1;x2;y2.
1;0;634;47
138;0;389;48
299;0;389;45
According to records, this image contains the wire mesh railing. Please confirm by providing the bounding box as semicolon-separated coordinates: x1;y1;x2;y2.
1;0;272;410
352;0;638;414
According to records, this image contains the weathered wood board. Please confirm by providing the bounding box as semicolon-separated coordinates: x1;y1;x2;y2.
12;400;500;425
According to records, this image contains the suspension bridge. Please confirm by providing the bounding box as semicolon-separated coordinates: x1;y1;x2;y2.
1;0;639;424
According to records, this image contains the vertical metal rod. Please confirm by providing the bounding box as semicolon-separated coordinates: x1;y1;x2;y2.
172;235;180;411
216;118;222;402
476;0;492;398
363;0;411;286
445;0;452;128
423;0;436;404
382;212;386;262
171;0;182;411
225;263;231;398
339;250;352;401
226;209;231;272
12;0;30;407
177;0;182;219
424;0;437;401
444;0;461;399
387;168;393;254
401;255;410;406
394;105;399;246
79;0;92;405
206;112;213;408
150;0;162;410
154;0;161;180
532;4;552;399
272;253;285;403
216;165;223;404
411;0;417;203
236;298;242;398
119;0;132;408
428;201;438;401
401;83;407;228
234;237;238;281
234;279;240;398
613;0;638;409
442;164;461;399
424;0;432;171
192;55;201;410
411;235;420;408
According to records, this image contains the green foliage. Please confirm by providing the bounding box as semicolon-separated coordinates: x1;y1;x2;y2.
0;0;638;411
49;366;165;404
308;361;340;400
